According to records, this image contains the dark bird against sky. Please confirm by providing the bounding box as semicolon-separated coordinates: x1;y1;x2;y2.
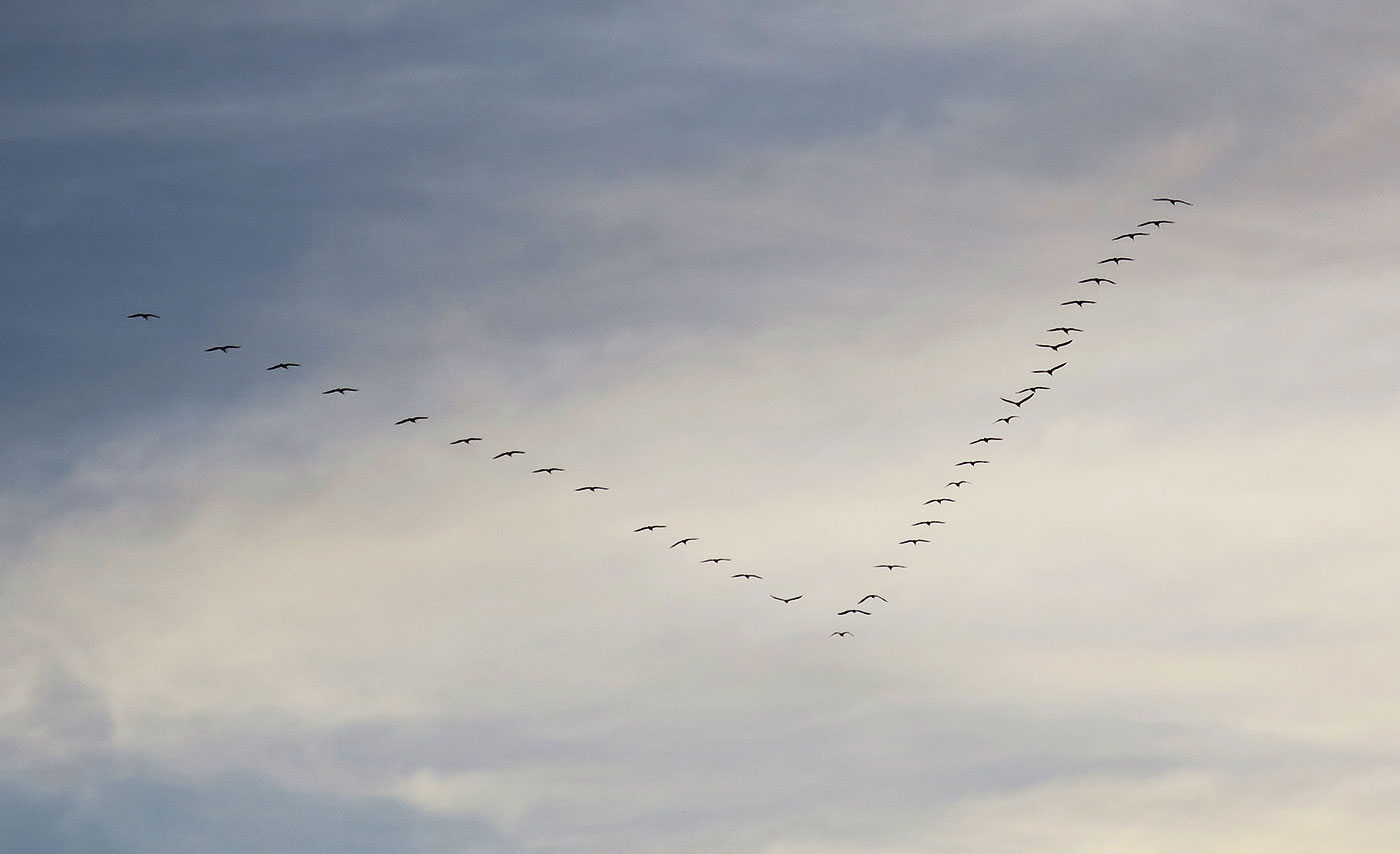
266;363;299;370
493;450;525;459
127;313;159;320
771;595;802;603
1153;197;1192;206
532;467;564;474
204;345;240;353
633;525;666;532
1061;299;1096;307
395;416;428;425
1098;257;1133;264
1033;362;1067;376
322;387;358;395
670;538;697;548
450;438;482;445
575;486;608;492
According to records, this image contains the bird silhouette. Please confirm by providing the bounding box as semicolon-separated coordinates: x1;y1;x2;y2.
858;594;888;604
1047;326;1083;334
1098;257;1133;265
532;467;564;474
395;416;428;425
731;573;762;580
771;595;802;603
670;538;697;548
450;438;482;445
575;486;608;492
204;345;240;353
970;436;1002;444
956;460;990;467
900;538;929;546
1137;219;1173;228
1037;340;1072;351
995;415;1018;425
1113;232;1149;241
830;631;852;637
837;609;871;616
913;520;946;526
700;557;731;564
1018;386;1050;393
1033;362;1067;376
1078;278;1115;285
1001;393;1033;407
924;497;956;504
127;313;159;320
1061;299;1096;307
946;481;968;488
493;450;525;459
266;362;300;370
875;564;905;570
322;387;358;395
633;525;667;532
1152;197;1192;206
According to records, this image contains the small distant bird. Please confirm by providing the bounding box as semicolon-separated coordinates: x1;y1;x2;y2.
266;362;300;370
1019;386;1050;393
1047;326;1083;334
450;438;482;445
1001;393;1033;408
395;416;428;425
322;387;358;395
700;557;731;564
830;631;852;637
127;313;159;320
1033;362;1067;376
970;436;1002;444
995;416;1018;425
1078;278;1115;285
837;609;871;616
1037;340;1072;351
732;573;762;580
670;538;697;548
205;345;240;353
771;595;802;603
1098;257;1133;265
875;564;905;570
1061;299;1096;307
493;450;525;459
532;467;564;474
575;486;608;492
1113;232;1149;241
859;594;888;604
946;481;968;488
956;460;990;467
633;525;667;532
1152;197;1192;206
913;520;946;526
924;498;955;505
1138;220;1173;228
900;538;929;546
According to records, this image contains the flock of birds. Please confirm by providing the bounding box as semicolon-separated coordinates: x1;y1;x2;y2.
125;197;1192;639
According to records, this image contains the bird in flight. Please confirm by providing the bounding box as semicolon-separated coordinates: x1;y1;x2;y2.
1037;340;1072;351
837;609;871;616
771;595;802;603
1033;362;1067;376
700;557;731;564
670;538;697;548
322;387;358;395
913;520;946;526
1078;278;1115;285
532;467;564;474
875;564;905;570
205;345;240;353
1001;393;1033;408
1152;197;1192;206
1061;299;1096;307
924;498;956;505
1098;257;1133;265
731;573;762;580
859;594;888;604
995;415;1018;425
633;525;667;533
575;486;608;492
956;460;990;467
1019;386;1049;393
830;631;852;637
493;450;525;459
450;437;482;445
970;436;1002;445
946;480;968;488
1113;232;1149;241
127;313;159;320
395;416;428;425
266;362;300;371
1137;219;1173;228
900;538;930;546
1047;326;1083;334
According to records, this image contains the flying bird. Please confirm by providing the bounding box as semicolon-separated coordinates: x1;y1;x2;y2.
1061;299;1096;307
956;460;990;467
1152;197;1192;206
670;538;697;548
924;497;956;504
633;525;667;532
1078;278;1115;285
900;538;929;546
204;345;240;353
1000;393;1033;408
913;520;946;526
731;573;762;580
1113;232;1149;241
532;467;564;474
575;486;608;492
858;595;888;604
1098;257;1133;265
771;595;802;603
1019;386;1050;393
1137;220;1173;228
995;416;1018;424
450;438;482;445
395;416;428;425
322;387;358;395
1047;326;1083;334
493;450;525;459
266;362;300;370
700;557;731;564
830;631;852;637
875;564;905;570
837;609;871;616
127;313;159;320
1033;362;1067;376
946;481;968;488
1037;340;1072;351
970;436;1002;444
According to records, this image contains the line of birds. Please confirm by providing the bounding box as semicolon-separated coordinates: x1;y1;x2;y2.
125;197;1191;639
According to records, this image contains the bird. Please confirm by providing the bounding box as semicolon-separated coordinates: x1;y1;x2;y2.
830;631;852;637
1098;257;1133;265
771;595;802;603
946;481;968;488
322;387;358;395
1078;278;1115;285
970;436;1002;444
900;538;929;546
731;573;762;580
670;538;697;548
1000;393;1033;408
575;486;608;492
700;557;731;564
1061;299;1096;307
875;564;905;570
1113;232;1149;241
1018;386;1050;393
995;416;1018;425
1033;362;1067;376
493;450;525;459
913;520;946;526
956;460;990;467
1137;219;1173;228
1047;326;1083;334
924;497;955;505
1037;340;1072;351
450;438;482;445
266;362;300;371
837;609;871;616
859;594;888;604
204;345;240;353
127;312;159;320
532;467;564;474
633;525;667;533
1152;197;1192;206
395;416;428;425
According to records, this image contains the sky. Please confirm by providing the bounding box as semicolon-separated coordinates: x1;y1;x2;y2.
3;1;1400;851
